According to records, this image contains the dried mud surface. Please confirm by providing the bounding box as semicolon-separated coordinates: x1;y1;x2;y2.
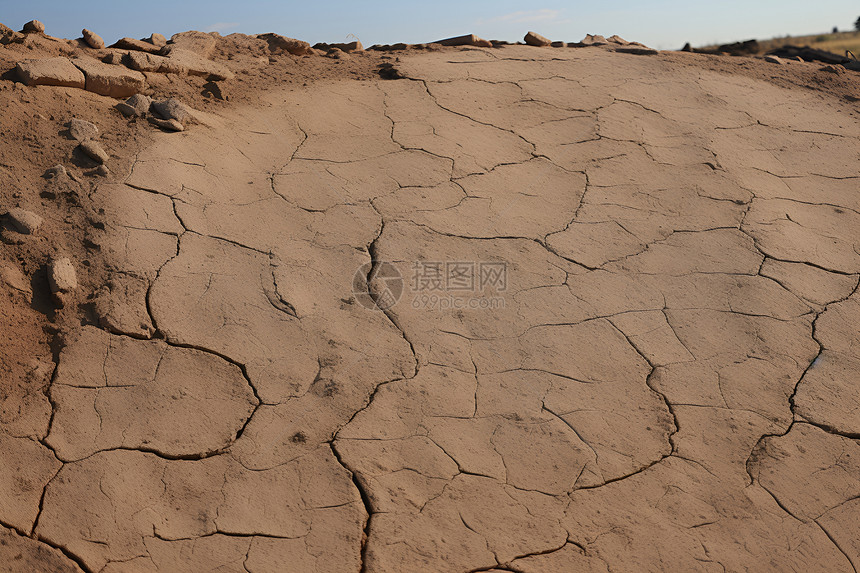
2;37;860;572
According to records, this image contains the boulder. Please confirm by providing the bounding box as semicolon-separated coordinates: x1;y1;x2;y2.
110;37;160;53
82;29;104;49
150;98;195;123
68;118;98;141
102;52;123;65
78;140;109;164
580;34;608;46
116;93;152;117
48;258;77;293
169;31;216;58
435;34;493;48
73;58;145;98
22;20;44;34
524;31;551;47
16;58;85;89
257;33;313;55
158;46;233;80
123;51;186;74
5;208;43;234
146;33;167;47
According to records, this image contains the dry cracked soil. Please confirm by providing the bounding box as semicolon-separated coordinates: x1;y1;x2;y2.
2;35;860;573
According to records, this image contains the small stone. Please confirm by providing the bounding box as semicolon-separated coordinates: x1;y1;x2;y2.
819;64;844;74
150;98;195;123
95;165;110;177
524;31;551;47
22;20;44;34
764;55;784;65
44;164;67;178
116;93;152;117
78;140;109;164
48;257;77;293
16;57;86;89
147;33;167;47
0;265;30;297
5;208;43;234
148;117;184;132
68;118;98;141
82;29;104;49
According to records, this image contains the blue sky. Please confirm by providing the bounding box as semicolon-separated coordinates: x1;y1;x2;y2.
2;1;858;50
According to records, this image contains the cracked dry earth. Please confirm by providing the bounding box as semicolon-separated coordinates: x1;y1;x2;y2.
5;45;860;572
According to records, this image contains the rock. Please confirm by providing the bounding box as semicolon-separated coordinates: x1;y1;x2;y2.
15;57;86;89
326;47;346;59
95;164;110;177
102;52;123;65
580;34;608;45
150;98;195;123
82;28;104;49
72;58;146;98
48;257;77;293
110;37;160;53
616;46;659;56
435;34;493;48
314;41;363;52
0;265;30;297
5;208;43;234
123;51;186;74
44;164;66;178
765;55;784;65
524;31;551;47
116;93;152;117
78;140;109;164
148;117;184;132
168;31;216;58
146;33;167;47
22;20;44;34
0;23;11;35
257;33;313;56
607;35;629;45
157;46;234;80
551;41;567;48
68;118;98;141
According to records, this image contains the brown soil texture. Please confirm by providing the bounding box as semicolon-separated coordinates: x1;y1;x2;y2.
1;28;859;573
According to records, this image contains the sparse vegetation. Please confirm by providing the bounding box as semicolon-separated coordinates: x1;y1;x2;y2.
702;30;860;57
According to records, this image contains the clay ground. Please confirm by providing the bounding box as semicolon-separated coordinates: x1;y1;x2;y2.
2;40;860;572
